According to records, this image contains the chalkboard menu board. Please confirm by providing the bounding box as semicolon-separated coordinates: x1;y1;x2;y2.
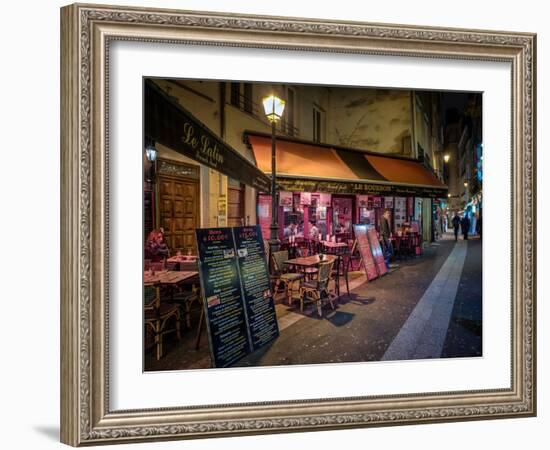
233;226;279;351
196;228;251;368
353;224;379;281
367;225;388;276
196;225;279;367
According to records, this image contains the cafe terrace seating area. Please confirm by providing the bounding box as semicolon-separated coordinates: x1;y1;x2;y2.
143;225;422;362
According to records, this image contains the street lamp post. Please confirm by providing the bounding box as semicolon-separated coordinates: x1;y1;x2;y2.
145;139;158;232
262;95;286;264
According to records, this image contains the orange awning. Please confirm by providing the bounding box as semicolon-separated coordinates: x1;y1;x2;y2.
247;134;358;180
365;154;443;187
245;132;447;197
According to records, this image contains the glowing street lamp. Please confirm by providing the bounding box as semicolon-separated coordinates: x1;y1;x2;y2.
262;94;286;261
444;154;450;163
145;143;157;162
262;95;286;123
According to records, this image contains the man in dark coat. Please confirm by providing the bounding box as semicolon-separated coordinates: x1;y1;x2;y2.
461;215;471;240
380;209;393;268
452;212;461;241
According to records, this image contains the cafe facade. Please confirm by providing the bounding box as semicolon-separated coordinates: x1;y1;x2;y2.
245;132;446;245
144;78;447;253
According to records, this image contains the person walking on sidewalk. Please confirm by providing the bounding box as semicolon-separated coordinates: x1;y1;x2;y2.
381;209;393;268
452;212;461;241
461;214;471;240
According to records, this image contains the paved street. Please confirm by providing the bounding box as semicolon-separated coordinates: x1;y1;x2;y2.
145;233;482;371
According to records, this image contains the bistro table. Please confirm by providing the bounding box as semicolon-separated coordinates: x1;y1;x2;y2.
143;270;198;287
144;270;199;303
283;254;348;299
144;270;202;348
166;255;198;271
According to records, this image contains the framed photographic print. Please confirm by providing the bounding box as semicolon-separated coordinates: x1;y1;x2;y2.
60;3;536;446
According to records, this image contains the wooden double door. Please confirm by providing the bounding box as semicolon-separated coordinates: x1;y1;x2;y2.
158;174;200;255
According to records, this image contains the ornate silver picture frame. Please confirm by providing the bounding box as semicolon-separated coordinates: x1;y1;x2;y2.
60;3;536;446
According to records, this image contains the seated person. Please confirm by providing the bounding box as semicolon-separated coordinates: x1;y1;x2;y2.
144;228;170;262
308;221;320;241
283;222;297;239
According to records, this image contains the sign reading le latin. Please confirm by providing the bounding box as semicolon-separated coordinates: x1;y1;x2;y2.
144;80;271;192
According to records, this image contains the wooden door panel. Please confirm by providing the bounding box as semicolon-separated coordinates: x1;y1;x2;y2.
158;169;199;254
161;217;172;231
228;189;241;203
159;180;173;196
184;200;195;215
183;234;195;249
182;217;195;231
172;235;184;249
161;199;172;216
182;183;195;197
227;184;245;228
173;182;185;197
173;218;184;233
173;200;184;217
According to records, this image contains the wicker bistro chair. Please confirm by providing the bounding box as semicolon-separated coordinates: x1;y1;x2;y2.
170;281;200;329
171;258;201;328
144;286;181;360
272;250;304;306
299;260;336;317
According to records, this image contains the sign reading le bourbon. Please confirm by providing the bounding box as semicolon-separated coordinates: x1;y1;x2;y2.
196;226;278;368
144;80;271;192
277;177;447;198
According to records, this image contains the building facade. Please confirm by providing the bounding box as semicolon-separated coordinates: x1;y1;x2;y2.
145;79;448;253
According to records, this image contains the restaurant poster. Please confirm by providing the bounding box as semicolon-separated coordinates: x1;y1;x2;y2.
300;192;312;206
195;228;251;368
319;193;332;207
353;224;379;281
394;197;406;232
279;191;293;208
366;225;388;276
356;195;369;208
233;225;279;351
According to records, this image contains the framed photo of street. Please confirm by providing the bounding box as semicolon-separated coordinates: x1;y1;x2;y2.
60;3;536;446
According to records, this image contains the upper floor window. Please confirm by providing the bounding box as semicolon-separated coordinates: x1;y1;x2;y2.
229;82;254;115
313;107;322;143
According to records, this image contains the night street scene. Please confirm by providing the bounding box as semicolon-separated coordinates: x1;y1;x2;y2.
142;78;482;371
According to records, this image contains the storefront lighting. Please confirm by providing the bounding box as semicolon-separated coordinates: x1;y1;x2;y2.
464;182;468;187
145;144;157;162
262;95;286;123
444;154;450;163
447;193;451;198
